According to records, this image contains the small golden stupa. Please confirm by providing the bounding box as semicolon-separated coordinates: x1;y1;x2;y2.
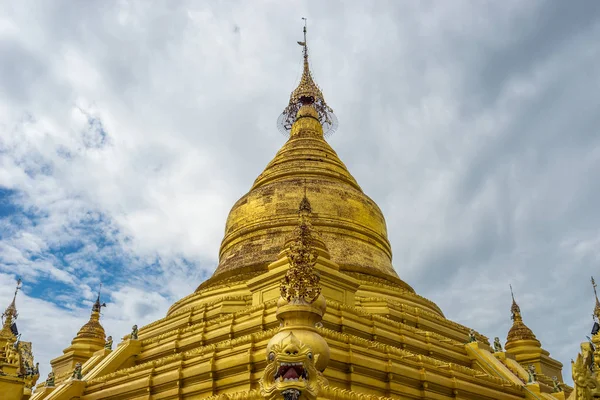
6;24;597;400
0;279;40;399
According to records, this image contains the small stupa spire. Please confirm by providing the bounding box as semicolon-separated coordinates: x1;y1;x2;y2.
509;284;521;320
75;284;106;341
292;18;326;108
592;277;600;321
92;283;107;313
277;18;338;136
506;285;539;344
2;278;21;328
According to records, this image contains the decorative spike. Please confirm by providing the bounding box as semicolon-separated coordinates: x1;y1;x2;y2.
506;286;539;344
0;278;22;340
92;283;107;313
2;278;21;323
592;276;600;321
509;284;521;319
278;19;338;137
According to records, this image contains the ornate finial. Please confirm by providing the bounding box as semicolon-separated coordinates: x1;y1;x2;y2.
506;285;539;344
592;277;600;321
509;284;521;319
74;283;107;341
13;278;22;300
280;196;321;303
277;19;338;137
300;17;308;59
92;283;107;313
2;278;21;325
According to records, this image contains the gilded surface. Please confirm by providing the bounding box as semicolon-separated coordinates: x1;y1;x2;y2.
204;103;405;291
592;277;600;321
260;333;326;400
0;280;39;399
281;196;322;303
35;27;576;400
506;293;539;344
75;310;105;340
279;22;336;135
572;342;600;400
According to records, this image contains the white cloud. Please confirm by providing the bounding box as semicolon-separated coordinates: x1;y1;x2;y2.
0;0;599;388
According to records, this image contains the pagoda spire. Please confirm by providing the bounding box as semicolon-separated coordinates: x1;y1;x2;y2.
76;284;106;340
592;277;600;322
92;283;107;313
49;285;107;385
278;19;337;136
1;278;21;338
506;285;540;345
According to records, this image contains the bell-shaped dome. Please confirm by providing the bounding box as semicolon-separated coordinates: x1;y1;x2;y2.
505;293;541;348
199;105;411;291
72;296;106;344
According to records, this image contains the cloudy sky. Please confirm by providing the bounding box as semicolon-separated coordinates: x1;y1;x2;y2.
1;0;598;386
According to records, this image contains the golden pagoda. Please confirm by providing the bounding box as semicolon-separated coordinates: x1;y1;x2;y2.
24;25;579;400
0;279;40;399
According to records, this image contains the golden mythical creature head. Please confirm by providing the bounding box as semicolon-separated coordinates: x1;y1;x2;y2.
260;333;327;400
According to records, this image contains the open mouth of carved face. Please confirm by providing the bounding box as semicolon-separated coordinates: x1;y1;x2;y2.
274;362;308;382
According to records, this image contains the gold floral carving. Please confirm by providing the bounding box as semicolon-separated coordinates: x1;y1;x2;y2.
281;196;321;304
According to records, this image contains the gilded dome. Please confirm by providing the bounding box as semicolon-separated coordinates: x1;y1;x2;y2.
200;106;411;291
75;310;105;341
505;296;540;347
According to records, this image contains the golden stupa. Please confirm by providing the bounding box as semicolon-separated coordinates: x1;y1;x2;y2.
4;25;599;400
0;280;40;399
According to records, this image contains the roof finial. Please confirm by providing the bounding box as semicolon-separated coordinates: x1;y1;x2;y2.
12;278;22;304
506;284;539;344
1;278;21;333
299;17;308;59
509;284;520;319
6;278;20;314
277;19;338;137
592;277;600;321
510;284;515;302
92;283;107;313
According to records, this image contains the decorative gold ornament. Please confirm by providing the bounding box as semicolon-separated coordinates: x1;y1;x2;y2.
260;332;326;400
280;195;321;304
572;342;600;400
592;276;600;321
25;25;577;400
0;278;21;341
278;18;337;137
506;285;539;343
76;294;106;340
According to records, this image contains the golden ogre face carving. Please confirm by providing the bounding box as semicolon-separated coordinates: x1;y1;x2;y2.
260;333;326;400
